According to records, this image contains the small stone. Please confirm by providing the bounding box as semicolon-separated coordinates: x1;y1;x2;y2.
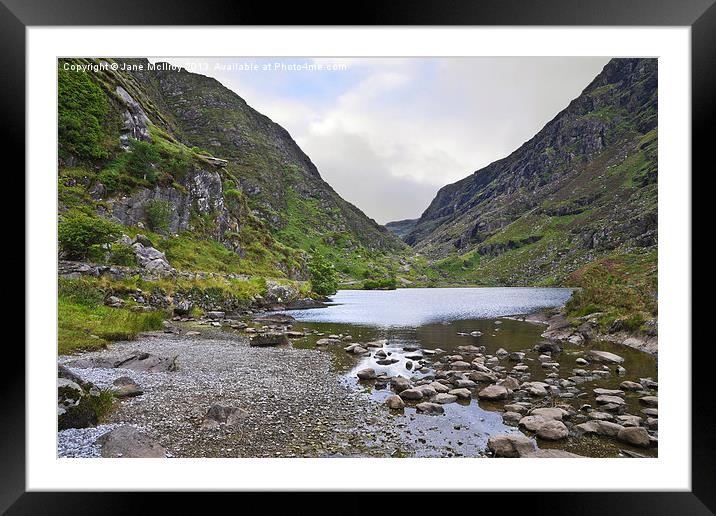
385;395;405;410
415;402;444;415
356;368;377;380
617;426;651;448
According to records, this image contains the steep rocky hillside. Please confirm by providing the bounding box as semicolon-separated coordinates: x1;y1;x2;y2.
406;58;657;288
385;218;418;239
58;58;406;283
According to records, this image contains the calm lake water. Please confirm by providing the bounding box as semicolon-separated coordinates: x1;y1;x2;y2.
289;287;574;327
284;287;658;458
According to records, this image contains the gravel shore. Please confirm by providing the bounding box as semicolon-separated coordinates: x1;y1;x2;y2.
59;327;411;458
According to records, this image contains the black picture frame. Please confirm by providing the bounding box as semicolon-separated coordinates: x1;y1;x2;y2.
5;0;709;512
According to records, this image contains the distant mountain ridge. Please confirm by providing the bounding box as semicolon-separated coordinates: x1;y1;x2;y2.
402;58;657;286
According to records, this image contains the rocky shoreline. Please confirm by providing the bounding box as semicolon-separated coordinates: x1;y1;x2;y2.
518;311;658;355
58;308;658;459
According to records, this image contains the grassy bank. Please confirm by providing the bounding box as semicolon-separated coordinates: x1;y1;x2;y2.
58;278;165;354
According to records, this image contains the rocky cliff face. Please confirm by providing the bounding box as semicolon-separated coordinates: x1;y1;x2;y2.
58;58;406;282
404;58;657;285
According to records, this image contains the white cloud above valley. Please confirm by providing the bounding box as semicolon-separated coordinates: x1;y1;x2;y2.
150;56;611;224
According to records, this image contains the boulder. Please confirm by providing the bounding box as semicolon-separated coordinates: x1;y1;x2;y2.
536;420;569;440
399;388;423;400
478;384;509;401
96;426;167;457
390;376;411;393
487;434;537;458
639;396;658;407
114;352;179;372
385;395;405;410
415;402;445;415
519;415;548;432
468;370;498;383
577;420;625;437
356;368;377;380
249;333;290;347
585;350;624;364
433;393;458;404
201;404;248;429
112;376;143;398
620;381;643;391
617;426;651;448
131;241;173;272
448;388;471;400
530;407;567;421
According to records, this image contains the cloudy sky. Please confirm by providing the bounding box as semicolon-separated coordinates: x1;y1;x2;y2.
150;57;610;224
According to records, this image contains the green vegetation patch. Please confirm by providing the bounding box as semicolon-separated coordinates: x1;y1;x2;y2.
58;278;164;354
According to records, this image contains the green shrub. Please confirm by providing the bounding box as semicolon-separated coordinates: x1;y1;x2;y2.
125;140;161;182
58;64;109;159
309;253;338;296
108;243;137;266
363;276;397;290
144;199;173;232
58;277;105;307
58;212;122;260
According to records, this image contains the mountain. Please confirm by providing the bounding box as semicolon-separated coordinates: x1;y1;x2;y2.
405;58;657;288
58;58;406;282
385;218;418;239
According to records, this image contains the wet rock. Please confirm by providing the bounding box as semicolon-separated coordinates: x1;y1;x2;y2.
201;404;248;429
508;352;525;362
617;426;651;448
112;376;143;398
593;388;625;396
433;393;458;404
616;414;643;427
588;411;614;421
584;350;624;364
356;368;377;380
478;384;509;400
577;420;624;437
399;388;423;400
524;449;585;458
530;407;567;421
498;376;521;390
391;376;411;393
536;420;569;440
249;332;290;347
468;370;498;383
504;403;528;414
449;388;471;400
595;395;626;406
487;434;537;458
450;361;472;370
639;396;658;407
415;402;445;415
385;395;405;410
519;415;548;432
96;426;167;458
503;411;522;425
414;385;437;398
429;382;450;394
376;358;399;365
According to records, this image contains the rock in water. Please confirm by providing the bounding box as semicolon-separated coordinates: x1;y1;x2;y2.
385;395;405;410
415;402;445;415
487;434;537;457
585;350;625;364
249;333;290;347
356;368;377;380
433;393;458;404
477;384;509;400
96;426;167;458
536;420;569;440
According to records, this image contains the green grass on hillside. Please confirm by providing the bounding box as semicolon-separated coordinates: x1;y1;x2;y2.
58;278;164;354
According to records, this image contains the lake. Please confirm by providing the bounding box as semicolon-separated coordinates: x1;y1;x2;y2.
284;287;658;457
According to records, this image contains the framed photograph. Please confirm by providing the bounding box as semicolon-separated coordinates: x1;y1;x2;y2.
8;0;710;511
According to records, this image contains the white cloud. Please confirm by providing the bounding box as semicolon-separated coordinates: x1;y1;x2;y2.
150;57;611;223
